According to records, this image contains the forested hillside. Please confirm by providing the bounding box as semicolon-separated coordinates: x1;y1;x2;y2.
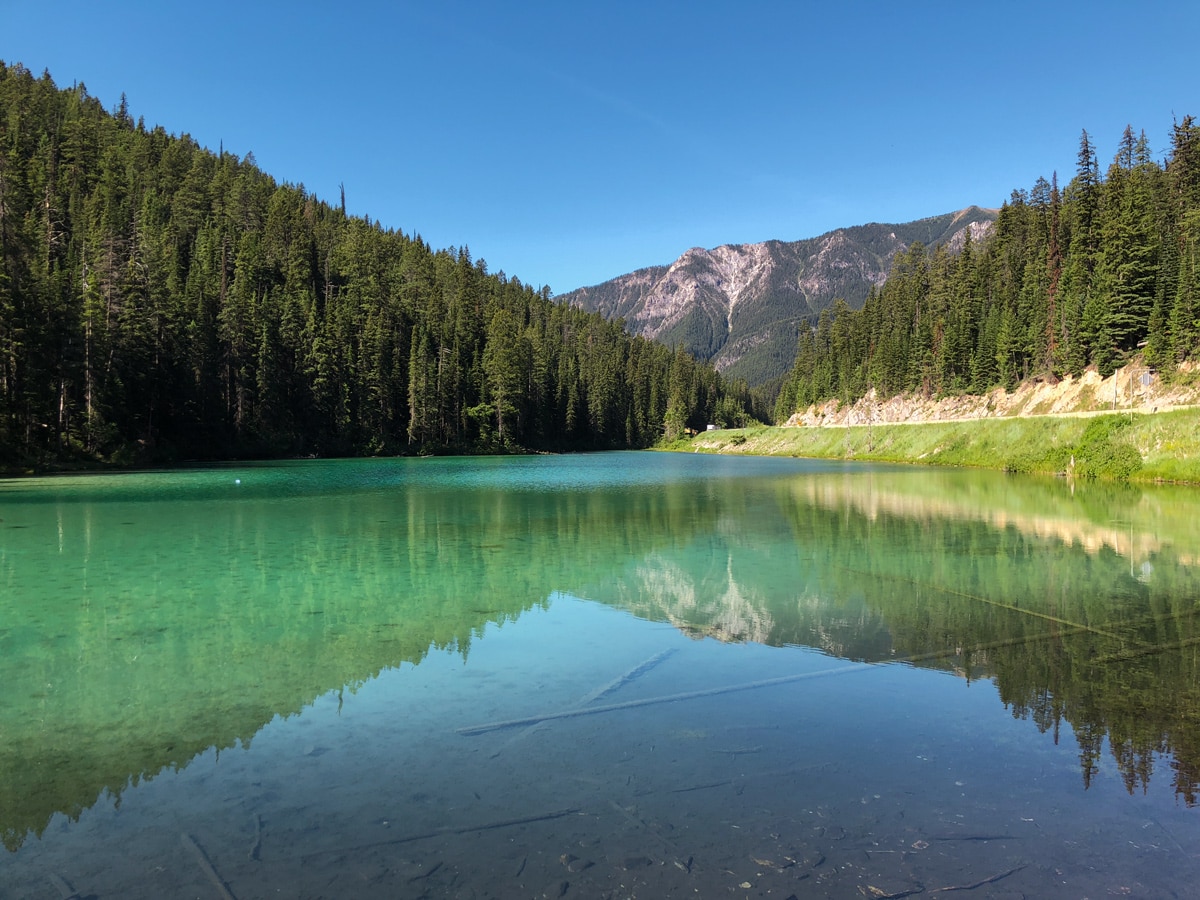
0;63;753;467
776;120;1200;421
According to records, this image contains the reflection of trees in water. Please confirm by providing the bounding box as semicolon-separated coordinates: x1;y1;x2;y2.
7;462;1200;851
534;472;1200;803
821;510;1200;806
873;533;1198;802
786;473;1200;805
993;609;1200;805
608;472;1200;805
1;476;727;850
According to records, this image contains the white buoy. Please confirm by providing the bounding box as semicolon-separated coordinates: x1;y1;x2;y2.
235;479;241;485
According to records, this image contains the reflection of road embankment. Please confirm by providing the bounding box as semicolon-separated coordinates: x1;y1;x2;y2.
789;474;1200;568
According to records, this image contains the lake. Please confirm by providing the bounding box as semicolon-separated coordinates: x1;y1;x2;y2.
3;452;1200;898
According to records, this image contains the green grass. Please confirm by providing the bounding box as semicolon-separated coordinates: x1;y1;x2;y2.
664;408;1200;485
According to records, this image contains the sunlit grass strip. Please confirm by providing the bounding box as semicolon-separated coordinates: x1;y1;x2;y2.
670;408;1200;485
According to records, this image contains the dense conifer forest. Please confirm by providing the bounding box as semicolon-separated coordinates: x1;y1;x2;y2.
776;119;1200;421
0;63;755;467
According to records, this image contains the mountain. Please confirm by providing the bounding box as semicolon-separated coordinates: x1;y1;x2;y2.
558;207;998;386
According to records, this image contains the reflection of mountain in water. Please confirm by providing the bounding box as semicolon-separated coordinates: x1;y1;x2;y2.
590;469;1200;805
613;548;897;662
5;458;1200;850
626;552;777;645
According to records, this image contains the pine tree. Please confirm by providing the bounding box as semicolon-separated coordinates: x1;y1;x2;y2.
1096;128;1159;355
482;307;529;447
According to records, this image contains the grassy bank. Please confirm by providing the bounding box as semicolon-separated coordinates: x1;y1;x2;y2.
664;408;1200;485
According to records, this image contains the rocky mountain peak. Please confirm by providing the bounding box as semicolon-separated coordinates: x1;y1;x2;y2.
558;207;998;386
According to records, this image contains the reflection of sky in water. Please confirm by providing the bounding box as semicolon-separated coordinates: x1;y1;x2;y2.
4;456;1200;897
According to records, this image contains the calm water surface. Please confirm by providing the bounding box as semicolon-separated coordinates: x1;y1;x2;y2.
3;452;1200;898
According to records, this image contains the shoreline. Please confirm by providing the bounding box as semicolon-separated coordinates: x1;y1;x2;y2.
663;407;1200;486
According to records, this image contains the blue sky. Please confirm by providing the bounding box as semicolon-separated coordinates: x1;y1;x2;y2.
3;1;1197;294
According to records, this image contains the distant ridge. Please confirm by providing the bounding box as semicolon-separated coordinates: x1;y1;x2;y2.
558;207;998;386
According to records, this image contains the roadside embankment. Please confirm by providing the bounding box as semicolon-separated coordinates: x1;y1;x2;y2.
670;409;1200;483
670;362;1200;484
783;360;1200;427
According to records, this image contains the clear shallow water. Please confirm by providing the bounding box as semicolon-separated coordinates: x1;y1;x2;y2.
3;452;1200;898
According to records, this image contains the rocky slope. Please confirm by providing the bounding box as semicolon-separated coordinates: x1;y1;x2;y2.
558;207;997;386
784;361;1200;427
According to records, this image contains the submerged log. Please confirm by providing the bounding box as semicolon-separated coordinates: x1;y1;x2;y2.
181;832;237;900
46;873;80;900
458;664;870;735
300;807;581;861
490;649;676;757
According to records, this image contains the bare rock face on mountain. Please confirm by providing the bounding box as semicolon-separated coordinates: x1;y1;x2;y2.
558;207;997;386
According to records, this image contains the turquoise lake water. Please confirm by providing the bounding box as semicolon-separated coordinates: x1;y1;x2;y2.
3;452;1200;897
